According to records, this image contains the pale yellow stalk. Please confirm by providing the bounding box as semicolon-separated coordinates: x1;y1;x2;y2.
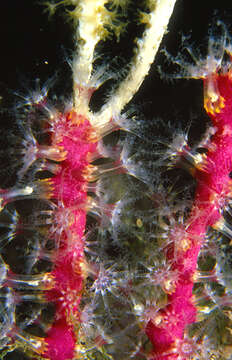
70;0;177;128
71;0;109;114
92;0;177;128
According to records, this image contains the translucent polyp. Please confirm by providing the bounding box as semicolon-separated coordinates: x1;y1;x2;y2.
0;287;48;304
85;196;116;223
0;186;34;212
0;181;53;212
204;73;225;115
7;272;54;291
0;254;9;285
0;228;16;251
37;160;62;175
83;161;125;182
168;133;204;175
37;145;67;162
19;140;67;178
15;329;47;355
0;207;19;230
86;140;121;163
88;116;121;140
0;292;16;340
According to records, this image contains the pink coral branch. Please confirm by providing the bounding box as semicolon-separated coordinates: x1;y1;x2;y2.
146;61;232;359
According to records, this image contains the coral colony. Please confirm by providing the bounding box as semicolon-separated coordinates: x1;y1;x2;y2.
1;0;232;360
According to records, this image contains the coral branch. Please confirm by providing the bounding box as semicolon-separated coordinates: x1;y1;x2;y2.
147;42;232;360
93;0;177;127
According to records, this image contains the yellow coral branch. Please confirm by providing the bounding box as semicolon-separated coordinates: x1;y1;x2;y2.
71;0;109;113
92;0;177;128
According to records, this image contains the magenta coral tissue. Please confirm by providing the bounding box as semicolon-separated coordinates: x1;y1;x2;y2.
0;1;232;360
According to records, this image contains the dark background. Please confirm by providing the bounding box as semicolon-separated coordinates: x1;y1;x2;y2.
0;0;232;122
